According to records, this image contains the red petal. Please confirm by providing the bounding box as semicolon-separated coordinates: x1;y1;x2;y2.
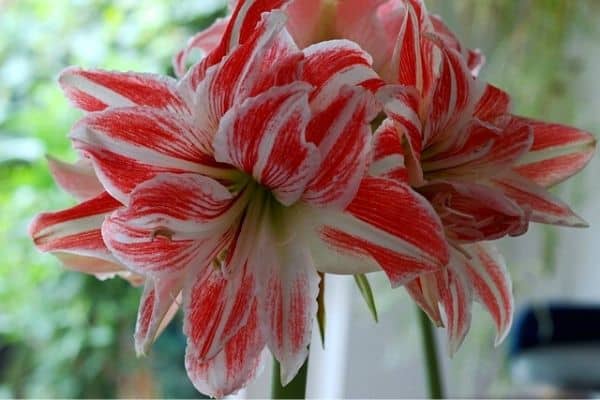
185;301;266;398
47;156;104;201
302;39;383;112
424;118;533;178
407;253;474;354
319;177;449;287
406;274;443;326
392;2;423;90
213;83;319;206
184;9;295;92
254;218;320;385
491;172;588;227
429;14;485;76
30;191;121;260
59;67;188;113
102;174;244;276
183;262;255;362
71;106;231;203
434;260;473;354
370;118;410;182
174;17;230;77
377;85;423;184
420;181;527;242
221;0;290;53
135;275;183;355
473;84;511;122
513;116;596;187
189;10;300;137
303;85;379;208
461;243;513;345
426;44;477;145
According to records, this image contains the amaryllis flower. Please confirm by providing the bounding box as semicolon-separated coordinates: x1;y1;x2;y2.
174;0;483;81
30;4;450;396
372;1;596;351
31;155;144;286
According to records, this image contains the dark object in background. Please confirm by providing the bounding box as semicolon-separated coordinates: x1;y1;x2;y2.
509;304;600;398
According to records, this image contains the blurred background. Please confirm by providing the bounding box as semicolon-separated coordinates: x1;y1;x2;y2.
0;0;598;398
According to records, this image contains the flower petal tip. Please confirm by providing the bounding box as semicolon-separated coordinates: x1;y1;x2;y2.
493;326;511;348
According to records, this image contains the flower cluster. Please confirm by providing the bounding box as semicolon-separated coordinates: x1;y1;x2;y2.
30;0;596;396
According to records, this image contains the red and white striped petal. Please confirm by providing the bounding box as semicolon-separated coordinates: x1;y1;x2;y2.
218;0;291;54
135;275;183;355
59;67;188;113
302;40;383;112
308;237;381;275
377;85;423;184
102;174;245;276
184;7;294;92
426;44;478;146
370;118;409;182
512;116;596;188
30;191;121;261
253;213;320;386
425;119;533;179
185;301;266;398
406;273;443;326
429;14;485;76
105;173;245;235
460;242;513;345
303;85;379;209
407;254;473;354
71;106;231;203
47;156;104;201
419;181;527;242
435;259;473;355
473;84;512;123
317;177;449;287
174;17;230;78
491;172;588;227
183;261;256;362
190;10;298;130
214;83;319;206
391;1;424;91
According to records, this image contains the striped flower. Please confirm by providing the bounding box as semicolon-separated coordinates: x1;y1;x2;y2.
177;0;597;353
30;3;450;396
372;0;596;351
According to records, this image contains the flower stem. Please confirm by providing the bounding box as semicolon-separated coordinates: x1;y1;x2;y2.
271;357;309;399
417;307;444;399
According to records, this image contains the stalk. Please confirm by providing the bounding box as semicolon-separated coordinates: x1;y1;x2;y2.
417;308;444;398
271;357;309;399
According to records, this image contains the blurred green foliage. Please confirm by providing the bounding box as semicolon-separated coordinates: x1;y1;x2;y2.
0;0;225;397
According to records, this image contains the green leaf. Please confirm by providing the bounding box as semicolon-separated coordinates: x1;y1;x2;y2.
316;272;326;348
354;274;378;323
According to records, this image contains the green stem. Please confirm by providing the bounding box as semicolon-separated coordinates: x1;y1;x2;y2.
417;308;444;399
271;357;309;399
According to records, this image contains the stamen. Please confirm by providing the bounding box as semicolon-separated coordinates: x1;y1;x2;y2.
152;228;173;241
212;248;229;270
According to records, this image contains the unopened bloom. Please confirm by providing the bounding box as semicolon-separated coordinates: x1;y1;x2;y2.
30;3;450;396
